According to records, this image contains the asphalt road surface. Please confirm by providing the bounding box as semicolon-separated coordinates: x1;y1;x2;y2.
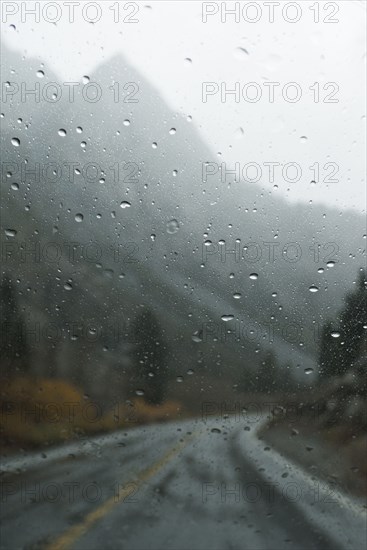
1;417;366;550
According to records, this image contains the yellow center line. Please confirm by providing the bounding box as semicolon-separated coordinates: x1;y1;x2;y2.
45;432;197;550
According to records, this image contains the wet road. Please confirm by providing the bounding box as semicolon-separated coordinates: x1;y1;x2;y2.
1;417;366;550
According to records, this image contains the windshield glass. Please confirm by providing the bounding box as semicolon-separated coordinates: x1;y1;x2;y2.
1;2;366;550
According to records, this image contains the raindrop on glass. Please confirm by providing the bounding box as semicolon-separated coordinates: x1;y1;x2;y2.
221;314;234;322
234;47;249;60
166;219;179;234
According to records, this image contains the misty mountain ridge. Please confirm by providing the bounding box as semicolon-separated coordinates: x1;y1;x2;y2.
1;42;365;392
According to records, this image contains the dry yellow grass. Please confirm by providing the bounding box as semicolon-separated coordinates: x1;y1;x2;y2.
0;377;183;447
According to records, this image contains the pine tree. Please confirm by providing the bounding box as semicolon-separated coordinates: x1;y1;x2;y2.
258;350;278;393
319;320;340;378
0;274;28;373
318;268;367;379
130;309;168;405
338;269;367;373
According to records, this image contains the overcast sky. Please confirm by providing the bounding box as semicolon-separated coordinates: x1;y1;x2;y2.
1;0;366;213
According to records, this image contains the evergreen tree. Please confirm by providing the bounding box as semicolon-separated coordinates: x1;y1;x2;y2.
0;274;28;373
258;350;278;393
319;320;340;378
338;269;367;372
130;309;168;404
318;268;367;378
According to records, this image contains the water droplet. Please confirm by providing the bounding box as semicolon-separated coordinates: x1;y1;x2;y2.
76;126;83;133
271;292;277;297
187;369;194;375
172;170;178;177
9;24;16;31
120;201;131;209
249;273;258;280
5;229;17;237
233;293;242;299
221;314;234;322
135;389;144;396
331;331;340;338
169;128;176;135
300;136;308;143
192;331;202;343
318;268;324;273
11;138;20;147
58;129;67;137
184;57;192;65
75;213;83;222
64;282;73;291
309;285;318;293
80;141;87;148
176;376;183;383
166;219;179;234
211;428;221;434
234;127;244;139
304;367;313;374
327;261;335;267
152;142;158;149
36;70;44;78
123;119;130;126
11;183;19;190
234;47;249;60
82;75;90;84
